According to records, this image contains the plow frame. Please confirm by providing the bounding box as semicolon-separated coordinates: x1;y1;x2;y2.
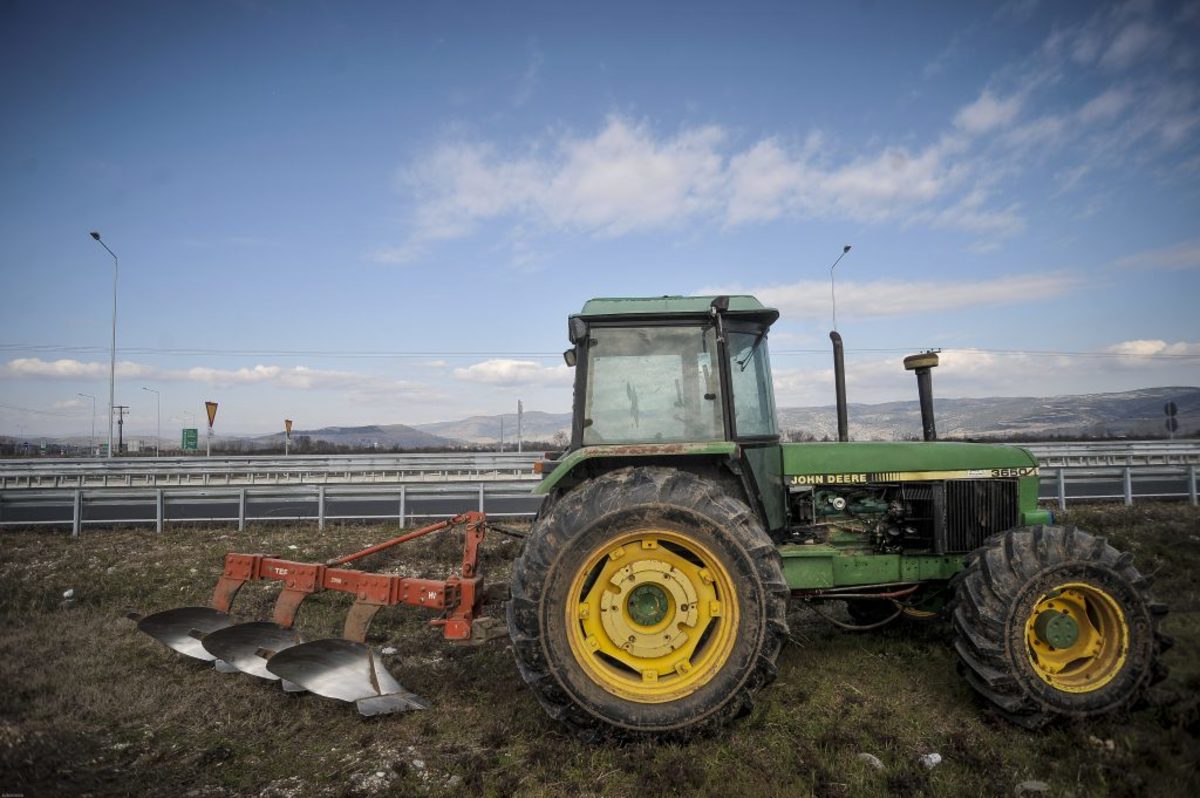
208;511;489;642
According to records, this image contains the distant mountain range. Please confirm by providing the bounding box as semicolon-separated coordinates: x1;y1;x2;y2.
778;386;1199;441
9;387;1195;452
407;386;1197;444
255;423;457;449
415;411;571;444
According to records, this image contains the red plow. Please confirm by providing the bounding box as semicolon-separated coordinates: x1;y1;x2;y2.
129;512;502;716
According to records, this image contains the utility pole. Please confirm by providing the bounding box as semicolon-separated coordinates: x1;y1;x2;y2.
114;405;130;455
517;400;524;453
142;387;160;457
499;417;504;453
78;393;96;456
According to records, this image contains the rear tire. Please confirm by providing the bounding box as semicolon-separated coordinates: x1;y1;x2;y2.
507;466;789;738
952;525;1169;728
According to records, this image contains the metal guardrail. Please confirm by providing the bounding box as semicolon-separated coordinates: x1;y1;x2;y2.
1040;464;1198;510
0;481;542;535
2;442;1197;489
0;452;543;489
1023;441;1200;467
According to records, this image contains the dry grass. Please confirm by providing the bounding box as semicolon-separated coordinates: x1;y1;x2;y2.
1;504;1198;797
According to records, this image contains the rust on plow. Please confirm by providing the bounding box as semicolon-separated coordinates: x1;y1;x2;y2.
130;512;497;715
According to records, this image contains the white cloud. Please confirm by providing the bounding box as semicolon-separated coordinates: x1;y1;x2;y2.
1078;87;1134;124
1100;20;1168;69
452;359;572;387
174;364;369;390
1112;239;1200;272
920;189;1025;236
388;116;1004;257
1002;114;1067;150
513;40;544;108
1105;339;1200;359
771;341;1200;408
1054;164;1091;193
52;398;90;412
954;90;1023;134
0;359;437;399
0;358;153;380
702;272;1077;320
542;120;727;235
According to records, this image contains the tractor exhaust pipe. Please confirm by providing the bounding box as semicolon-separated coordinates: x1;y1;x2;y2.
830;331;848;442
904;352;940;441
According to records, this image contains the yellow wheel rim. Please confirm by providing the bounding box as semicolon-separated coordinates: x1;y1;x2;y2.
1024;582;1128;693
565;529;739;703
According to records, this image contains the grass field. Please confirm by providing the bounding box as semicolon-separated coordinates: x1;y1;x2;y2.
2;504;1198;797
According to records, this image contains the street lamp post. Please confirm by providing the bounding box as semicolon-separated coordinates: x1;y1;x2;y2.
829;244;852;332
90;231;119;458
142;387;160;457
78;392;96;456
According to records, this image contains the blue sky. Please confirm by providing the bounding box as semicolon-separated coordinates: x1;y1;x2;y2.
1;0;1198;440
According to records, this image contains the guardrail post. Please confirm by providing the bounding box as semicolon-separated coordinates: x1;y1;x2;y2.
399;486;406;528
478;484;485;513
155;489;164;533
1190;464;1197;507
1056;469;1066;513
1123;467;1133;506
318;485;326;532
72;489;82;537
238;489;246;532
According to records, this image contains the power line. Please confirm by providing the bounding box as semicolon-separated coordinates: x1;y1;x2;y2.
0;344;561;359
0;402;84;418
0;343;1197;361
772;348;1200;360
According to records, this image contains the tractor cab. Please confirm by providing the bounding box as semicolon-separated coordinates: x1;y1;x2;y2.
564;295;781;448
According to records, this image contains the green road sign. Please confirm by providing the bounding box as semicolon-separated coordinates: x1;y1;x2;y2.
182;428;199;451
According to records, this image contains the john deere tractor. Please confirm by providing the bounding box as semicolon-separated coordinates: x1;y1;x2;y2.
508;295;1168;737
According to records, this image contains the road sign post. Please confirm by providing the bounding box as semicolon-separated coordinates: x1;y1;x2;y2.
285;418;293;456
1166;401;1179;441
205;401;218;457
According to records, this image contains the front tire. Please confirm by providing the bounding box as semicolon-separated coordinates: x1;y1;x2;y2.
952;525;1168;728
507;466;789;738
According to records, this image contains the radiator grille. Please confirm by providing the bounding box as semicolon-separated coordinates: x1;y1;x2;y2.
944;480;1018;552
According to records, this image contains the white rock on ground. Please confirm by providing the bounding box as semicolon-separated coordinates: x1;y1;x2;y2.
856;752;884;771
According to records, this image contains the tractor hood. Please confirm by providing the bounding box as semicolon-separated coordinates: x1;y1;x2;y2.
782;441;1038;485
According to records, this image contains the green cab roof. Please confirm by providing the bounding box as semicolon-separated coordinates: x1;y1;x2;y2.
577;295;779;324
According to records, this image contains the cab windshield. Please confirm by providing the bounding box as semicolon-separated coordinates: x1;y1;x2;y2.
583;326;723;445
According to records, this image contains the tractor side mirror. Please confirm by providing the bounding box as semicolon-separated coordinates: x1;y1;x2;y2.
563;349;577;367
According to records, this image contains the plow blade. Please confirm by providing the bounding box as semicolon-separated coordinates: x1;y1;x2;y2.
201;622;304;682
133;607;235;662
264;639;429;716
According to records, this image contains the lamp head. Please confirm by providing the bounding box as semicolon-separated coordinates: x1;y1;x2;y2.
90;231;101;241
843;245;852;254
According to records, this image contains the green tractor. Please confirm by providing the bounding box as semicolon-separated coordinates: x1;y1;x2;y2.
508;295;1169;737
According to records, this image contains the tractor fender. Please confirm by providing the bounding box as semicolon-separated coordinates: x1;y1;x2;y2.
533;442;766;528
